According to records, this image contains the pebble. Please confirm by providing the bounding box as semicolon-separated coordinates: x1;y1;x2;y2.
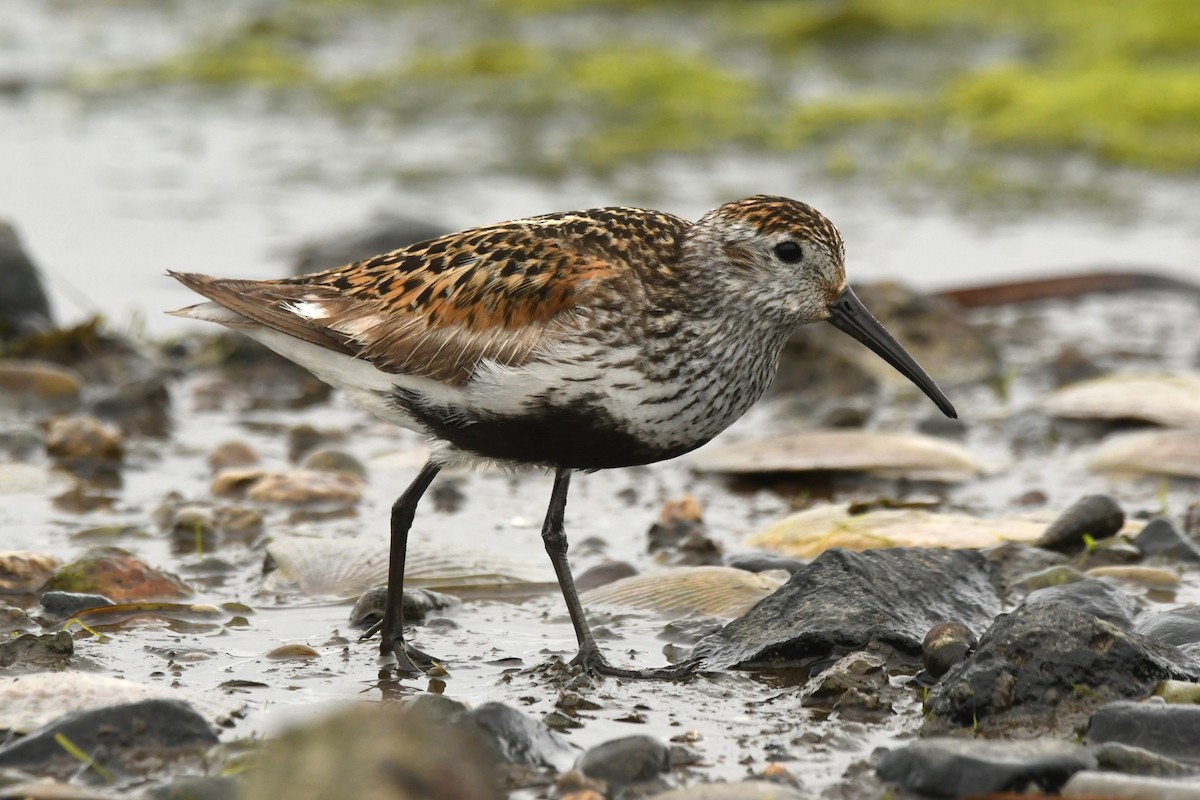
88;377;171;437
921;621;976;680
1034;494;1125;553
207;440;258;473
348;586;457;628
573;560;638;593
0;550;60;593
1014;564;1085;592
0;632;73;672
1088;700;1200;762
576;735;671;787
37;591;114;619
299;448;367;478
1093;741;1200;776
801;651;895;722
470;701;577;771
145;775;238;800
48;546;193;602
876;738;1096;797
0;605;38;635
212;468;362;505
264;643;320;660
1023;578;1138;629
1157;681;1200;704
1135;518;1200;562
44;414;124;471
1134;606;1200;648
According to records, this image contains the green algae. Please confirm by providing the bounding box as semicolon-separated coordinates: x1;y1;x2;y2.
98;0;1200;177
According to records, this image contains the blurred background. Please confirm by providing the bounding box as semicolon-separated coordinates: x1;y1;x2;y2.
2;0;1197;334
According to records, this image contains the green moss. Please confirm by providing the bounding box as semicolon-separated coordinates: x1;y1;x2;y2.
949;62;1200;171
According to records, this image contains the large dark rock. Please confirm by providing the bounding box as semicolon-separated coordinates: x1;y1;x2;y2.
925;603;1200;736
0;699;216;777
0;222;52;341
1088;701;1200;763
291;215;450;275
877;738;1096;798
687;548;1001;671
1022;578;1137;629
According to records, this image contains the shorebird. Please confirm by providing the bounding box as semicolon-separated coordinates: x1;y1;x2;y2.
170;195;956;679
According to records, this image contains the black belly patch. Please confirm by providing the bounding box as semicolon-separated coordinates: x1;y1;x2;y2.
391;387;699;469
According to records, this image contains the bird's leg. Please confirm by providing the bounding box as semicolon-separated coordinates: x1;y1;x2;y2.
540;468;691;681
361;461;441;675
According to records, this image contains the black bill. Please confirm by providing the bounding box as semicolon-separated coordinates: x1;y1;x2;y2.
826;285;958;419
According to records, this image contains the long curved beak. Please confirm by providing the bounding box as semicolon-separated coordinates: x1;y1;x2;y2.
826;285;958;419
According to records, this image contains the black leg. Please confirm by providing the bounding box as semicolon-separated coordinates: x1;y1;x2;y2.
540;468;691;681
361;460;440;675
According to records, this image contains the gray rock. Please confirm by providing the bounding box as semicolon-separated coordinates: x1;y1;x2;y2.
925;603;1200;735
576;735;671;787
0;221;52;340
1023;578;1137;629
38;591;115;619
291;215;450;275
1035;494;1125;553
1062;770;1200;799
0;631;73;672
1093;741;1200;777
147;775;239;800
1135;518;1200;562
0;699;217;777
470;701;576;771
688;548;1000;671
1136;606;1200;648
348;586;457;629
1088;701;1200;763
877;738;1095;798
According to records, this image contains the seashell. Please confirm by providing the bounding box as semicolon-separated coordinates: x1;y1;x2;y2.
1089;430;1200;480
1043;373;1200;428
749;503;1057;558
262;536;555;600
579;566;784;619
691;431;981;483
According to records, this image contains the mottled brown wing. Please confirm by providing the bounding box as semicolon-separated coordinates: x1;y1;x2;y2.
171;207;688;384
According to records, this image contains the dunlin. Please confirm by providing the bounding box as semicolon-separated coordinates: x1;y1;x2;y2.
170;195;956;679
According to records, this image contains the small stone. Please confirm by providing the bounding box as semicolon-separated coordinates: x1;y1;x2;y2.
1157;681;1200;704
299;448;366;478
0;632;73;672
922;621;976;680
348;587;456;629
1094;741;1199;776
1023;579;1138;628
48;546;192;602
430;480;466;513
646;782;807;800
576;735;671;787
243;470;362;505
802;651;894;721
877;738;1096;796
1135;518;1200;562
470;702;576;770
0;551;61;593
1035;494;1125;553
265;643;320;660
0;221;54;340
1014;565;1086;592
88;378;171;438
207;441;258;473
0;605;38;635
543;710;584;730
574;560;638;593
44;414;124;470
146;775;239;800
38;591;114;619
1088;701;1200;762
647;496;721;566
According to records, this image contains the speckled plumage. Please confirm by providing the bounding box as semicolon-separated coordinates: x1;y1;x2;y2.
170;195;953;678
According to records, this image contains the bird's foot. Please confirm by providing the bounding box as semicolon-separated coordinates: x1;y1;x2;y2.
570;645;692;681
360;622;444;677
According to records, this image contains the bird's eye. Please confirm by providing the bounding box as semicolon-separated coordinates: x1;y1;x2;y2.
773;241;803;264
